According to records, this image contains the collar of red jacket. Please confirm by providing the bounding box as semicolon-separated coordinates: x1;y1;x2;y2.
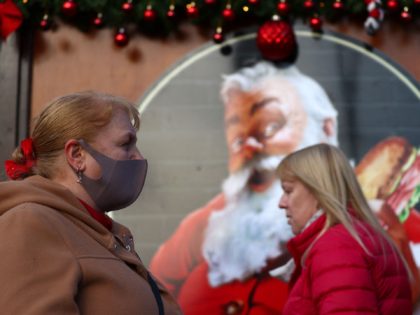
78;199;113;231
287;214;326;258
286;213;326;288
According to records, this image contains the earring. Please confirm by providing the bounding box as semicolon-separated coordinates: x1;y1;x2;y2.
76;167;83;184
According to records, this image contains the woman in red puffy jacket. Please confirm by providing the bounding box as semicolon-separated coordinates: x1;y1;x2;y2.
277;143;413;315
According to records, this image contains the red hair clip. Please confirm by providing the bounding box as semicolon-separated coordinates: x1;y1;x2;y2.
4;138;36;180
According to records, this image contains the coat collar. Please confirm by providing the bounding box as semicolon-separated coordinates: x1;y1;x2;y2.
79;198;113;231
286;214;326;288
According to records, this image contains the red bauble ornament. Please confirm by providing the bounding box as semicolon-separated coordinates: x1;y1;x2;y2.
277;1;289;16
303;0;314;10
122;0;134;13
61;0;77;17
256;17;297;62
222;4;235;21
40;14;52;30
114;28;129;47
310;16;323;31
386;0;399;11
248;0;259;5
400;7;412;22
186;2;199;18
333;0;345;11
92;13;104;28
213;27;224;43
144;6;156;21
205;0;217;4
167;4;176;19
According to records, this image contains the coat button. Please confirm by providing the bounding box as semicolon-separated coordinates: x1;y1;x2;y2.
223;300;244;315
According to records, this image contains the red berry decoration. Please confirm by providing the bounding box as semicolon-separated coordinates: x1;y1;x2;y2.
40;14;52;30
304;0;314;10
386;0;399;11
122;0;134;13
92;13;104;28
62;0;77;16
310;15;323;31
333;0;345;11
400;7;412;22
213;27;224;43
222;4;235;21
256;17;297;62
144;6;156;21
277;1;289;16
114;28;129;47
167;4;176;19
186;2;199;18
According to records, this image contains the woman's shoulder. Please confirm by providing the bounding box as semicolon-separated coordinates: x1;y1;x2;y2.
310;222;370;256
309;220;388;262
305;223;375;277
2;201;61;219
316;223;356;243
0;202;74;237
0;201;93;249
0;202;83;260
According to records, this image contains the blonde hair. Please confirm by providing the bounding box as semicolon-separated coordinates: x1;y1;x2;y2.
277;143;410;273
10;91;140;179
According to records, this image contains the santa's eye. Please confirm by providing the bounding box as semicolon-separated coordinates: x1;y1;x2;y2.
231;137;245;153
262;122;281;138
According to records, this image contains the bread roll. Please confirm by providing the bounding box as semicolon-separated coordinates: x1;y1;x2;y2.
355;137;412;199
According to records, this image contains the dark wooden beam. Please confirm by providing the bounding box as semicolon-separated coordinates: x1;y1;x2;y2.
0;26;34;180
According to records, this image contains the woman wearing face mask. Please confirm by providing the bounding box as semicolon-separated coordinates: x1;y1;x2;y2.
277;143;413;315
0;91;182;315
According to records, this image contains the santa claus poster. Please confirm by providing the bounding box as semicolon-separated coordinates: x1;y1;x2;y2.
116;24;420;314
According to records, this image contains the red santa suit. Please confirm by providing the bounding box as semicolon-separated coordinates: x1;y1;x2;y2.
150;193;290;315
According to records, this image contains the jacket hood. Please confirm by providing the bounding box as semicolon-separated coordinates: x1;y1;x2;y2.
0;175;114;246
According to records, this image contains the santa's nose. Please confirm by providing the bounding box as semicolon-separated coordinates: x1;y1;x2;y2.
242;137;263;159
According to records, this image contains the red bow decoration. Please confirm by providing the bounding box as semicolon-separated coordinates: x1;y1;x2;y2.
0;0;24;40
5;138;36;180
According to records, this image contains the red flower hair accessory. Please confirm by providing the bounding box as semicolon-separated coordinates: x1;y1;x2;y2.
0;0;23;40
4;138;36;180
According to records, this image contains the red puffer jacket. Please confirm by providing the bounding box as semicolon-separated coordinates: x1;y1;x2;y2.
284;214;412;315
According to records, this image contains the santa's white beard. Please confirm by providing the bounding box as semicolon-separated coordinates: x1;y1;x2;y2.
203;113;338;286
203;156;293;287
202;119;338;287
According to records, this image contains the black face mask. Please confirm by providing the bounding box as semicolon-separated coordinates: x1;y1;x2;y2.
78;140;148;212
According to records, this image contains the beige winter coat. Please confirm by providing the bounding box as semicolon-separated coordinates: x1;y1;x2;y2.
0;175;182;315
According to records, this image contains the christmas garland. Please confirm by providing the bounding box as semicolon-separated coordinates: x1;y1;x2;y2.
0;0;418;47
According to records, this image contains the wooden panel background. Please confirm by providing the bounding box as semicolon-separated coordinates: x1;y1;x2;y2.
31;20;419;118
